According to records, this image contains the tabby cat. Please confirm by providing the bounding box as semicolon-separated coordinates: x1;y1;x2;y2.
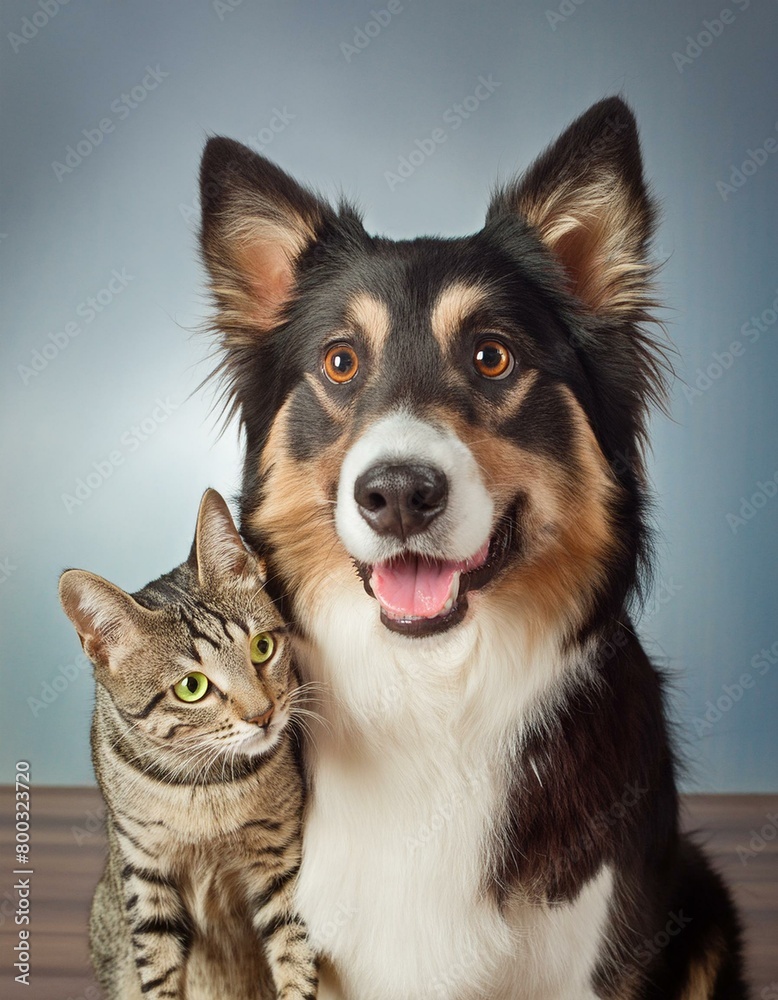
58;488;318;1000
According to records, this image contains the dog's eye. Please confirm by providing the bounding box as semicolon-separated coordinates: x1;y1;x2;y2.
323;344;359;384
473;339;514;380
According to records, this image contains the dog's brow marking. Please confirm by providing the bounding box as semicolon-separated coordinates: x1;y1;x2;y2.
430;282;489;351
492;369;540;422
302;372;347;423
558;385;618;486
346;292;391;353
259;395;294;477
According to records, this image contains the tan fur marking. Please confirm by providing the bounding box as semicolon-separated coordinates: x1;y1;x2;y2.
434;386;620;644
302;373;348;425
518;173;654;318
227;213;312;330
257;384;620;647
204;191;322;347
430;282;490;351
346;292;392;356
490;369;540;423
679;933;724;1000
255;398;352;617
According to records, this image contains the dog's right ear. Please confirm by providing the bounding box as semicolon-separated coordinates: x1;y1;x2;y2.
199;137;333;339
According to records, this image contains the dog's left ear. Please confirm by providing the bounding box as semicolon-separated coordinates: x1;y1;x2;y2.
199;137;335;340
487;97;656;319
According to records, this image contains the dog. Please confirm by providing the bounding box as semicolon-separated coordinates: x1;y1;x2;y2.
197;97;746;999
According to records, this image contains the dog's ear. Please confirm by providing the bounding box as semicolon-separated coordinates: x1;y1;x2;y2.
487;97;657;320
199;137;333;339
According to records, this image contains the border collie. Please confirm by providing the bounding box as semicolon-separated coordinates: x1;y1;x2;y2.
198;97;745;999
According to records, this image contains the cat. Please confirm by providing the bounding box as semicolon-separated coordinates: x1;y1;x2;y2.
58;488;318;1000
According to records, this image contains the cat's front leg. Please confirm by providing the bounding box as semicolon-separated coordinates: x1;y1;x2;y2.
121;860;192;999
251;866;318;999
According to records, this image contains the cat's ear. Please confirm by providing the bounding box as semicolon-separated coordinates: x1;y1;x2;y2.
193;488;266;587
486;97;657;319
59;570;149;669
199;137;333;339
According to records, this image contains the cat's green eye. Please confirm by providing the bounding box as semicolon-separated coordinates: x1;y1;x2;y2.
250;632;275;665
173;672;210;703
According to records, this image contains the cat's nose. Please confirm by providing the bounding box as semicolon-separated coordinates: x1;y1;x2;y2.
246;705;274;729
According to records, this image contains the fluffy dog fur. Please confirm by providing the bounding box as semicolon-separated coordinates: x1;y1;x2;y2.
198;98;746;999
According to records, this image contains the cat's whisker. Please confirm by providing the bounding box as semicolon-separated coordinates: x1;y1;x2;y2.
289;679;329;703
189;744;223;791
289;714;317;747
289;705;331;733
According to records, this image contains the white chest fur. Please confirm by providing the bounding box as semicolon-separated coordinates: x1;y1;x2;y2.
294;587;612;999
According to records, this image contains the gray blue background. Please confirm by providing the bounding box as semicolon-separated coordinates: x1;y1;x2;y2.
1;0;776;791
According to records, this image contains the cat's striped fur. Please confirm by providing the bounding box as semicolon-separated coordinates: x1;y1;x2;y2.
59;489;318;1000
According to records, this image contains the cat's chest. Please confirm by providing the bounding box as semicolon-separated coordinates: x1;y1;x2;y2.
177;842;251;928
113;779;262;845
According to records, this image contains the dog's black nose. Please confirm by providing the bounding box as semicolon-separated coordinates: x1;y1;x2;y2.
354;464;448;540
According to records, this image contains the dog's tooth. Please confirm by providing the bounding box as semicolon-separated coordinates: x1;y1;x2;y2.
445;570;461;614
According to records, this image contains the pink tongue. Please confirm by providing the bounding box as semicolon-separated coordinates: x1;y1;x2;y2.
371;557;458;620
369;543;490;621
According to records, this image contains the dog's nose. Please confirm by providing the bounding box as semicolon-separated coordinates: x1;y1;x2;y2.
246;705;274;729
354;463;448;540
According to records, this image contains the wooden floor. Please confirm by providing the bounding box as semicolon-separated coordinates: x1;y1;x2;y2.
0;788;775;998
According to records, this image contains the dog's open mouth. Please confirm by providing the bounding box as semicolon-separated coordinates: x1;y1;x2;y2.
354;520;515;637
